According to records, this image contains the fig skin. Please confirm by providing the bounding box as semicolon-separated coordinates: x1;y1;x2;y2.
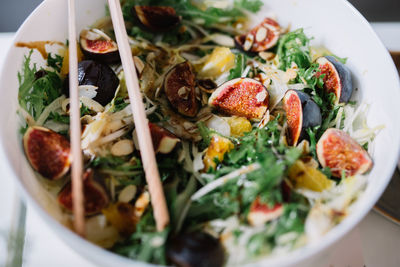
163;61;199;117
166;231;225;267
23;126;71;180
316;128;373;177
133;6;181;32
79;29;120;64
235;18;281;53
209;78;269;120
316;56;353;104
64;60;119;106
57;169;109;216
283;90;322;146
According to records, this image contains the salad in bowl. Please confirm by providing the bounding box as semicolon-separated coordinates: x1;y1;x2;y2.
4;0;399;266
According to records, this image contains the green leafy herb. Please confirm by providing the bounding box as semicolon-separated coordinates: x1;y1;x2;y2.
189;118;302;222
47;53;63;72
112;97;129;112
234;0;263;12
112;211;169;265
18;50;62;120
277;28;312;70
121;0;263;45
228;53;247;80
48;112;70;124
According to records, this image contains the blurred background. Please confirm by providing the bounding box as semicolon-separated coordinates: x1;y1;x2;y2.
0;0;399;32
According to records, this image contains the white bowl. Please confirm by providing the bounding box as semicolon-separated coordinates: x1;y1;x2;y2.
1;0;399;266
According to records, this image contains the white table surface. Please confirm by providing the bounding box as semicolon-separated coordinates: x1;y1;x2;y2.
1;23;400;266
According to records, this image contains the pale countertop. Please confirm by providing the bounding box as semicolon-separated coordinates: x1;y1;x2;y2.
1;23;400;266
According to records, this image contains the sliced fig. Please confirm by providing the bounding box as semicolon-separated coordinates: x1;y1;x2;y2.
64;60;119;106
23;126;71;180
79;29;119;64
235;18;281;53
164;61;199;117
57;169;109;216
316;56;353;104
167;231;225;267
133;123;181;154
316;128;373;177
149;123;180;154
209;78;269;120
133;6;181;32
283;90;322;146
247;197;283;227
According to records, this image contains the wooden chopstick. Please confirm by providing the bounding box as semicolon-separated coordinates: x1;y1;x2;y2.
107;0;170;231
68;0;85;236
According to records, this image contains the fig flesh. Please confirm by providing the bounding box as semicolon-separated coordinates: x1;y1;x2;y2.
167;231;225;267
64;60;119;106
247;197;283;227
57;169;109;216
23;126;71;180
79;29;119;64
134;6;181;32
283;90;322;146
316;56;353;104
164;61;199;117
209;78;269;120
235;18;281;53
316;128;373;177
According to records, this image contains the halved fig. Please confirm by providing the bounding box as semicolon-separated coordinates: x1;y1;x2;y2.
247;197;283;227
167;231;225;267
23;126;71;180
283;90;322;146
164;61;199;117
57;169;109;216
79;29;119;64
64;60;119;106
209;78;269;120
149;123;180;154
133;6;181;32
316;56;353;104
316;128;373;177
235;18;281;53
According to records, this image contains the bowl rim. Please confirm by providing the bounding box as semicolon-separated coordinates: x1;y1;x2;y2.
1;0;400;266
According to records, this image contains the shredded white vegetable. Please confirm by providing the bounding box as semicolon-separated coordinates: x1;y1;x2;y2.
36;95;66;126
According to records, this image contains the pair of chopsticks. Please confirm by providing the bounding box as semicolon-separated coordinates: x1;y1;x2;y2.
67;0;169;236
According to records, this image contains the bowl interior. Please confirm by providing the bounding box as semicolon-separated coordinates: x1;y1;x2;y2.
1;0;399;266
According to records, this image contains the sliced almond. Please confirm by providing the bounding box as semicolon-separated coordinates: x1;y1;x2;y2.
133;56;145;74
118;185;137;203
243;34;254;51
255;27;268;42
259;51;276;61
111;139;134;156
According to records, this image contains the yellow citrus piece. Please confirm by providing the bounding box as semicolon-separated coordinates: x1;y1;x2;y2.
203;134;234;171
200;47;235;78
288;160;333;192
102;202;137;235
226;116;252;137
60;43;84;76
